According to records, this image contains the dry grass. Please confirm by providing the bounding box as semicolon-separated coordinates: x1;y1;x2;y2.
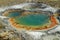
0;0;25;7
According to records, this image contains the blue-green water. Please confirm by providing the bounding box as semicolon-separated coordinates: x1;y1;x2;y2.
15;14;49;27
8;12;21;17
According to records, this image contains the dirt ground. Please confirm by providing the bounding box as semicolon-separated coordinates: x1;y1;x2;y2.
0;0;60;8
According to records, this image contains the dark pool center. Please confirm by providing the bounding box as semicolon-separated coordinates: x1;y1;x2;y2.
8;11;50;27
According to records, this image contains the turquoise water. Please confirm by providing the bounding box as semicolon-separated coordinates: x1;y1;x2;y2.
15;14;49;26
8;12;20;17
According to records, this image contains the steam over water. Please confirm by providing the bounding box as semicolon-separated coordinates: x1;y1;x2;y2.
0;2;60;40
